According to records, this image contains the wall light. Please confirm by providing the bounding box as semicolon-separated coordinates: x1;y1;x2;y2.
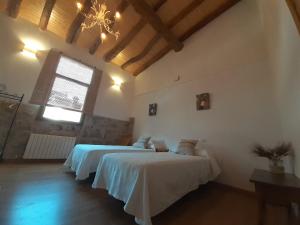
21;39;44;59
21;44;37;59
112;77;123;91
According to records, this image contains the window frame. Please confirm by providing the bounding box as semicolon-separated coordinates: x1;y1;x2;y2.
42;54;95;123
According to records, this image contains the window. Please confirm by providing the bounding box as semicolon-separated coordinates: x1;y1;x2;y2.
43;56;94;123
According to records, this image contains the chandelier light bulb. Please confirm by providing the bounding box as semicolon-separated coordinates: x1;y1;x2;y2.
101;32;107;40
115;11;121;20
76;2;83;10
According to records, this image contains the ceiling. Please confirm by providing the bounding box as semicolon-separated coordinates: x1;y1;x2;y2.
1;0;241;76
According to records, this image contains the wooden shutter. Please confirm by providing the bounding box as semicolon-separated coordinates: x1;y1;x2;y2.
30;50;60;105
83;68;103;115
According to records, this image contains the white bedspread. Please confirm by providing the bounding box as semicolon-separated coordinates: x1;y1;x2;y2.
64;144;153;180
92;152;221;225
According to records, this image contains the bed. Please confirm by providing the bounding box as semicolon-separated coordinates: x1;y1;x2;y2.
92;151;221;225
64;144;154;180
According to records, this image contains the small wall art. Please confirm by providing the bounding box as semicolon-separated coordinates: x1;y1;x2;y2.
149;103;157;116
196;93;210;110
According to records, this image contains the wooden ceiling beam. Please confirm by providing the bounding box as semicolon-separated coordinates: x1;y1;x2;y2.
103;0;166;62
127;0;183;52
6;0;22;18
104;19;145;61
66;0;92;44
133;0;241;76
117;0;129;13
286;0;300;35
89;0;129;55
121;34;160;70
122;0;205;70
89;37;102;55
132;45;170;76
39;0;56;30
179;0;240;42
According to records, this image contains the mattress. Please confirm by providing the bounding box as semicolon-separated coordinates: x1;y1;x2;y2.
92;152;221;225
64;144;154;180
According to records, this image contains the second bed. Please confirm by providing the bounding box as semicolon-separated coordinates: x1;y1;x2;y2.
64;144;154;180
92;151;221;225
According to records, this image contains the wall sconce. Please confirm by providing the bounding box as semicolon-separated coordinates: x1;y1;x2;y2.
112;77;123;91
21;39;44;59
21;44;38;59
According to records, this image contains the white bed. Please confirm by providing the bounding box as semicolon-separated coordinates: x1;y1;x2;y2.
92;152;221;225
64;144;154;180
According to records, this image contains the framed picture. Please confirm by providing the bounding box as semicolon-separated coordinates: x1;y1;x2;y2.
149;103;157;116
196;93;210;110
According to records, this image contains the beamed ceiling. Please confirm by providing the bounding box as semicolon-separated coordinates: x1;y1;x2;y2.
1;0;241;76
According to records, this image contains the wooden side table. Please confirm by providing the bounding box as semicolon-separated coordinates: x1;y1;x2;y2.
250;169;300;225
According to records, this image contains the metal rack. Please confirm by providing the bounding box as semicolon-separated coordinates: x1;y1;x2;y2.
0;92;24;160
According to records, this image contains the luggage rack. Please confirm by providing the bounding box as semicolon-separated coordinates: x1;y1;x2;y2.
0;92;24;160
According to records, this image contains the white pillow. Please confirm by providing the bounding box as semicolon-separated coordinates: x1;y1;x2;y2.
149;140;169;152
132;136;151;148
174;139;198;156
194;148;209;157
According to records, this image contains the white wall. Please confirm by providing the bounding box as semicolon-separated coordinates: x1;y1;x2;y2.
258;0;300;178
132;0;285;190
0;13;134;121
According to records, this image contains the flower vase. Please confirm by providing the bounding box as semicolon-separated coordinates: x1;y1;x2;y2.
269;159;285;174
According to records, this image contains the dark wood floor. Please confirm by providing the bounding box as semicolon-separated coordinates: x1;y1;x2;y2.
0;163;298;225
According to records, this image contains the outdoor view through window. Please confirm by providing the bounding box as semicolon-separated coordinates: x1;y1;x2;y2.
43;56;94;123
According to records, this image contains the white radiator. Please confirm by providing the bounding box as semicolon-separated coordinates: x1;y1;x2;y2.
23;134;76;159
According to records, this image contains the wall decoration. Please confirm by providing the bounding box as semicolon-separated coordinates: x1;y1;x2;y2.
196;93;210;110
252;142;293;174
149;103;157;116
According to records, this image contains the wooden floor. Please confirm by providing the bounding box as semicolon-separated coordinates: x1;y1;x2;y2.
0;163;299;225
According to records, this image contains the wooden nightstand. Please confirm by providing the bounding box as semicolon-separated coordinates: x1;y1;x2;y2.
250;169;300;225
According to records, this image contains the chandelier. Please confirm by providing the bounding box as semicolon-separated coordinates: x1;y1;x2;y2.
80;0;121;42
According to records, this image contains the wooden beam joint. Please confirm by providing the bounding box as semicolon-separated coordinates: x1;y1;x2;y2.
133;0;241;76
122;0;205;70
127;0;183;52
103;0;167;62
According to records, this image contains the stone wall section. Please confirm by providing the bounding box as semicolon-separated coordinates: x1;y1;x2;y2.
0;100;134;159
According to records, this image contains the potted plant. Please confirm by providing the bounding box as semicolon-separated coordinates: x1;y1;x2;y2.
252;142;293;174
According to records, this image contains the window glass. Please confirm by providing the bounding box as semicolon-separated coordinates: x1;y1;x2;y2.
43;106;82;123
43;55;94;123
56;56;93;84
47;77;88;111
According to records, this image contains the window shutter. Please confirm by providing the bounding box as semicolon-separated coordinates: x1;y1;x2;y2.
83;68;102;115
30;50;61;105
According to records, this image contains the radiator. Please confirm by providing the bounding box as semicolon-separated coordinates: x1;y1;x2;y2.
23;134;76;159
